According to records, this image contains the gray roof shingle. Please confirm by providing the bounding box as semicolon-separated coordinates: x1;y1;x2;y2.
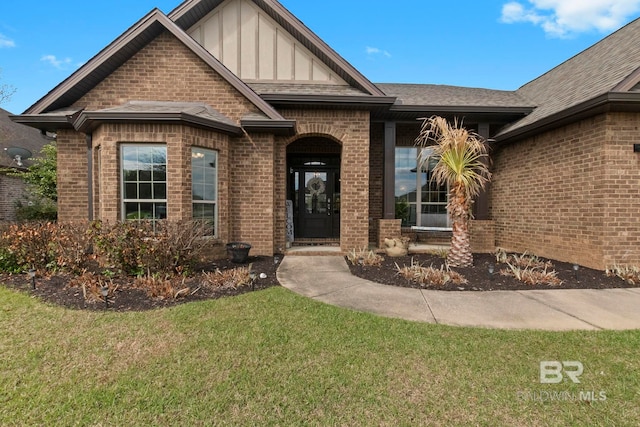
99;100;237;127
376;83;533;108
501;17;640;135
247;83;370;97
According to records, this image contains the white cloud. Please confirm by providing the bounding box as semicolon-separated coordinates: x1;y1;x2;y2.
366;46;391;58
41;54;74;70
0;34;15;48
500;0;640;37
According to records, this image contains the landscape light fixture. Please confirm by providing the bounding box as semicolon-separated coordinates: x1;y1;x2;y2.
487;263;495;280
573;264;580;280
249;271;257;291
28;269;36;290
100;286;109;309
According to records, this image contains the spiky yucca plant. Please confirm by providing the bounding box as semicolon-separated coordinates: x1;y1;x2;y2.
415;116;491;267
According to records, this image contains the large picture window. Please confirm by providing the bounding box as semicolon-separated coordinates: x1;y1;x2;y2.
192;147;218;236
121;145;167;222
395;147;449;228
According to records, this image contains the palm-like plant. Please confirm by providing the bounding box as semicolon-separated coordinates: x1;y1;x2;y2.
415;116;491;267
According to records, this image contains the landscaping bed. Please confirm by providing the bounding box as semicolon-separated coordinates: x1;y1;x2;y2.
0;255;280;312
348;252;637;291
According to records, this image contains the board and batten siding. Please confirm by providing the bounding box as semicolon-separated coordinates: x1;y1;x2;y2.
187;0;346;84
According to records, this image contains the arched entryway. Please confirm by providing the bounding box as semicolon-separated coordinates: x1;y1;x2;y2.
287;137;341;243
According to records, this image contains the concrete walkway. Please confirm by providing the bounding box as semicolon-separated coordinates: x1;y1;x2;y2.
276;255;640;331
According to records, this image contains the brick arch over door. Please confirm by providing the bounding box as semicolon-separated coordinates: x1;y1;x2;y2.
287;123;348;146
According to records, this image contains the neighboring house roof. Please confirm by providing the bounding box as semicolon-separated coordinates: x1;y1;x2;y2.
169;0;386;97
0;108;51;169
19;8;289;130
498;17;640;140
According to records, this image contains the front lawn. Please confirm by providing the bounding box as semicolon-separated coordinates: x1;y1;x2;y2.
1;286;638;426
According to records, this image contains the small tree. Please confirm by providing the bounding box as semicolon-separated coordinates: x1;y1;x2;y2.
415;116;491;267
0;68;15;106
10;142;58;220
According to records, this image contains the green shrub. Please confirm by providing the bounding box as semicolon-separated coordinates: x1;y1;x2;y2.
91;220;213;276
14;198;57;221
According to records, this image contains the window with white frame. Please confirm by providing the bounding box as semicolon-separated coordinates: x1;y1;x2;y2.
121;145;167;222
192;147;218;236
395;146;449;228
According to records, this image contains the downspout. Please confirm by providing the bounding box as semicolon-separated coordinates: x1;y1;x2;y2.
86;133;93;221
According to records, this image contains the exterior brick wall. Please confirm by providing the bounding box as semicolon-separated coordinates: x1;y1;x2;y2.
602;112;640;267
491;115;607;269
377;219;402;248
469;220;496;253
74;32;259;121
0;175;26;221
57;129;89;222
230;133;275;255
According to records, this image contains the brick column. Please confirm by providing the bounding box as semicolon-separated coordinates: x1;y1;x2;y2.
377;219;402;249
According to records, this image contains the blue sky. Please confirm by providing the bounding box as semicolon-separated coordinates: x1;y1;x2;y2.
1;0;639;114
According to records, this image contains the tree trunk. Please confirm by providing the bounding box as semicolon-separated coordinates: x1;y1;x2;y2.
447;184;473;267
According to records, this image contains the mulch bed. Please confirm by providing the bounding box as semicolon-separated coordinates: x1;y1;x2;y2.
348;252;636;291
2;252;636;312
0;256;281;312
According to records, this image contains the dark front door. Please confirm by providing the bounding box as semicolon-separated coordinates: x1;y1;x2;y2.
292;167;340;239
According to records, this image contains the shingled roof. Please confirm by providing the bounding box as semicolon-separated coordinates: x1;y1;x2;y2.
499;17;640;139
0;108;51;169
377;83;533;109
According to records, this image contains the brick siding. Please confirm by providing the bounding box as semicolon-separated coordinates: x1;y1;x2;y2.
490;113;638;270
0;175;26;221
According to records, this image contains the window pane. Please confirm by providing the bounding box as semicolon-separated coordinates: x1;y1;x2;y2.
139;183;152;200
192;148;217;236
153;167;166;182
155;203;167;219
193;183;204;200
139;169;151;181
139;203;154;219
124;183;137;200
121;145;167;223
125;202;139;219
203;184;216;200
154;183;166;199
395;147;418;201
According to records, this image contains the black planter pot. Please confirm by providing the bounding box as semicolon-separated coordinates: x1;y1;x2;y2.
226;242;252;263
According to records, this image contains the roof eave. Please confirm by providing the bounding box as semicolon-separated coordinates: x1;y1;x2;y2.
73;111;243;135
260;94;397;108
494;92;640;144
9;114;75;132
390;104;535;115
241;119;297;135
